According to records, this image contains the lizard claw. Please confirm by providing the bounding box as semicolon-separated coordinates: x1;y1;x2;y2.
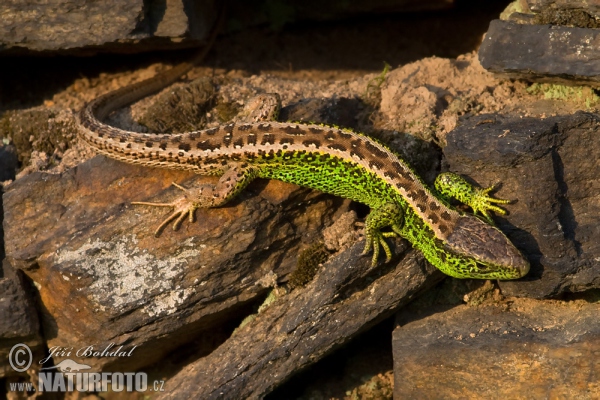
471;184;510;225
132;182;199;236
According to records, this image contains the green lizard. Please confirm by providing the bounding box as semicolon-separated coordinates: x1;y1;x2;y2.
77;69;529;281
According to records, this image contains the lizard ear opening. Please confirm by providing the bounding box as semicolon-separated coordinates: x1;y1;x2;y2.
444;215;529;279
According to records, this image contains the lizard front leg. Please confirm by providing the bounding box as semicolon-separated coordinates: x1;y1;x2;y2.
362;203;404;266
133;164;258;236
434;172;510;224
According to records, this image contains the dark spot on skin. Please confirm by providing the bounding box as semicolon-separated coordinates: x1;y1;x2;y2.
241;163;248;168
328;143;347;152
247;135;257;145
223;124;234;134
133;137;142;144
145;141;153;148
309;127;323;134
369;160;384;169
223;135;232;146
159;142;167;150
188;131;200;140
325;131;336;140
364;141;388;158
415;189;427;199
430;214;439;224
350;139;362;148
196;141;221;151
233;138;244;148
221;159;228;166
282;125;306;136
438;224;449;234
337;130;352;139
303;139;321;148
384;171;400;181
238;124;252;131
178;152;184;157
280;138;294;145
441;211;452;221
429;202;441;211
205;128;218;136
261;134;275;145
126;143;132;149
119;137;127;143
258;124;272;132
350;150;364;160
178;143;191;151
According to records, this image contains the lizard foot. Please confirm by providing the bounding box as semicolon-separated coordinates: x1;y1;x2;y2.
470;183;510;225
361;203;404;265
132;182;199;237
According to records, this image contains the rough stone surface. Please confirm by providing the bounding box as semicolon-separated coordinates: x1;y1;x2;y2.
0;144;18;182
445;112;600;298
158;243;442;400
393;293;600;399
3;155;345;371
479;20;600;87
0;260;43;378
0;0;219;53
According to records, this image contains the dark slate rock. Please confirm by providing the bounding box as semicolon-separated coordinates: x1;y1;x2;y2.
0;260;43;378
0;144;18;182
444;112;600;297
479;20;600;87
0;0;219;53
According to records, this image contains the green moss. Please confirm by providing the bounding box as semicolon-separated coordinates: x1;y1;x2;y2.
215;101;241;123
364;62;391;103
527;83;600;108
288;242;329;289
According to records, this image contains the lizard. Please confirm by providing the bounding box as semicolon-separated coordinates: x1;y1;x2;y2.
76;54;529;282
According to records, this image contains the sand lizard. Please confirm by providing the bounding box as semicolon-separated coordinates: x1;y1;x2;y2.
76;61;529;280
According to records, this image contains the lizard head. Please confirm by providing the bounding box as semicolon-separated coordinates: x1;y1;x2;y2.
443;215;529;280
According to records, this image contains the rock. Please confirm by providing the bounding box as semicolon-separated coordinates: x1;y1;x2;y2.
0;260;43;378
0;0;220;53
157;243;442;400
479;20;600;87
527;0;600;23
0;144;18;182
3;155;347;371
392;292;600;399
444;112;600;297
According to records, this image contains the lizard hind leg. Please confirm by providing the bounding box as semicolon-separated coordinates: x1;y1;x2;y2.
434;172;510;224
361;203;404;265
132;164;258;237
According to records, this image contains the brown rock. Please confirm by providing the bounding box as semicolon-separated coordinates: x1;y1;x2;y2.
393;294;600;399
158;243;442;399
3;155;344;371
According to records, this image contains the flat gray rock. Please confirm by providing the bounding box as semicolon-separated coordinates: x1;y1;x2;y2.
479;20;600;87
